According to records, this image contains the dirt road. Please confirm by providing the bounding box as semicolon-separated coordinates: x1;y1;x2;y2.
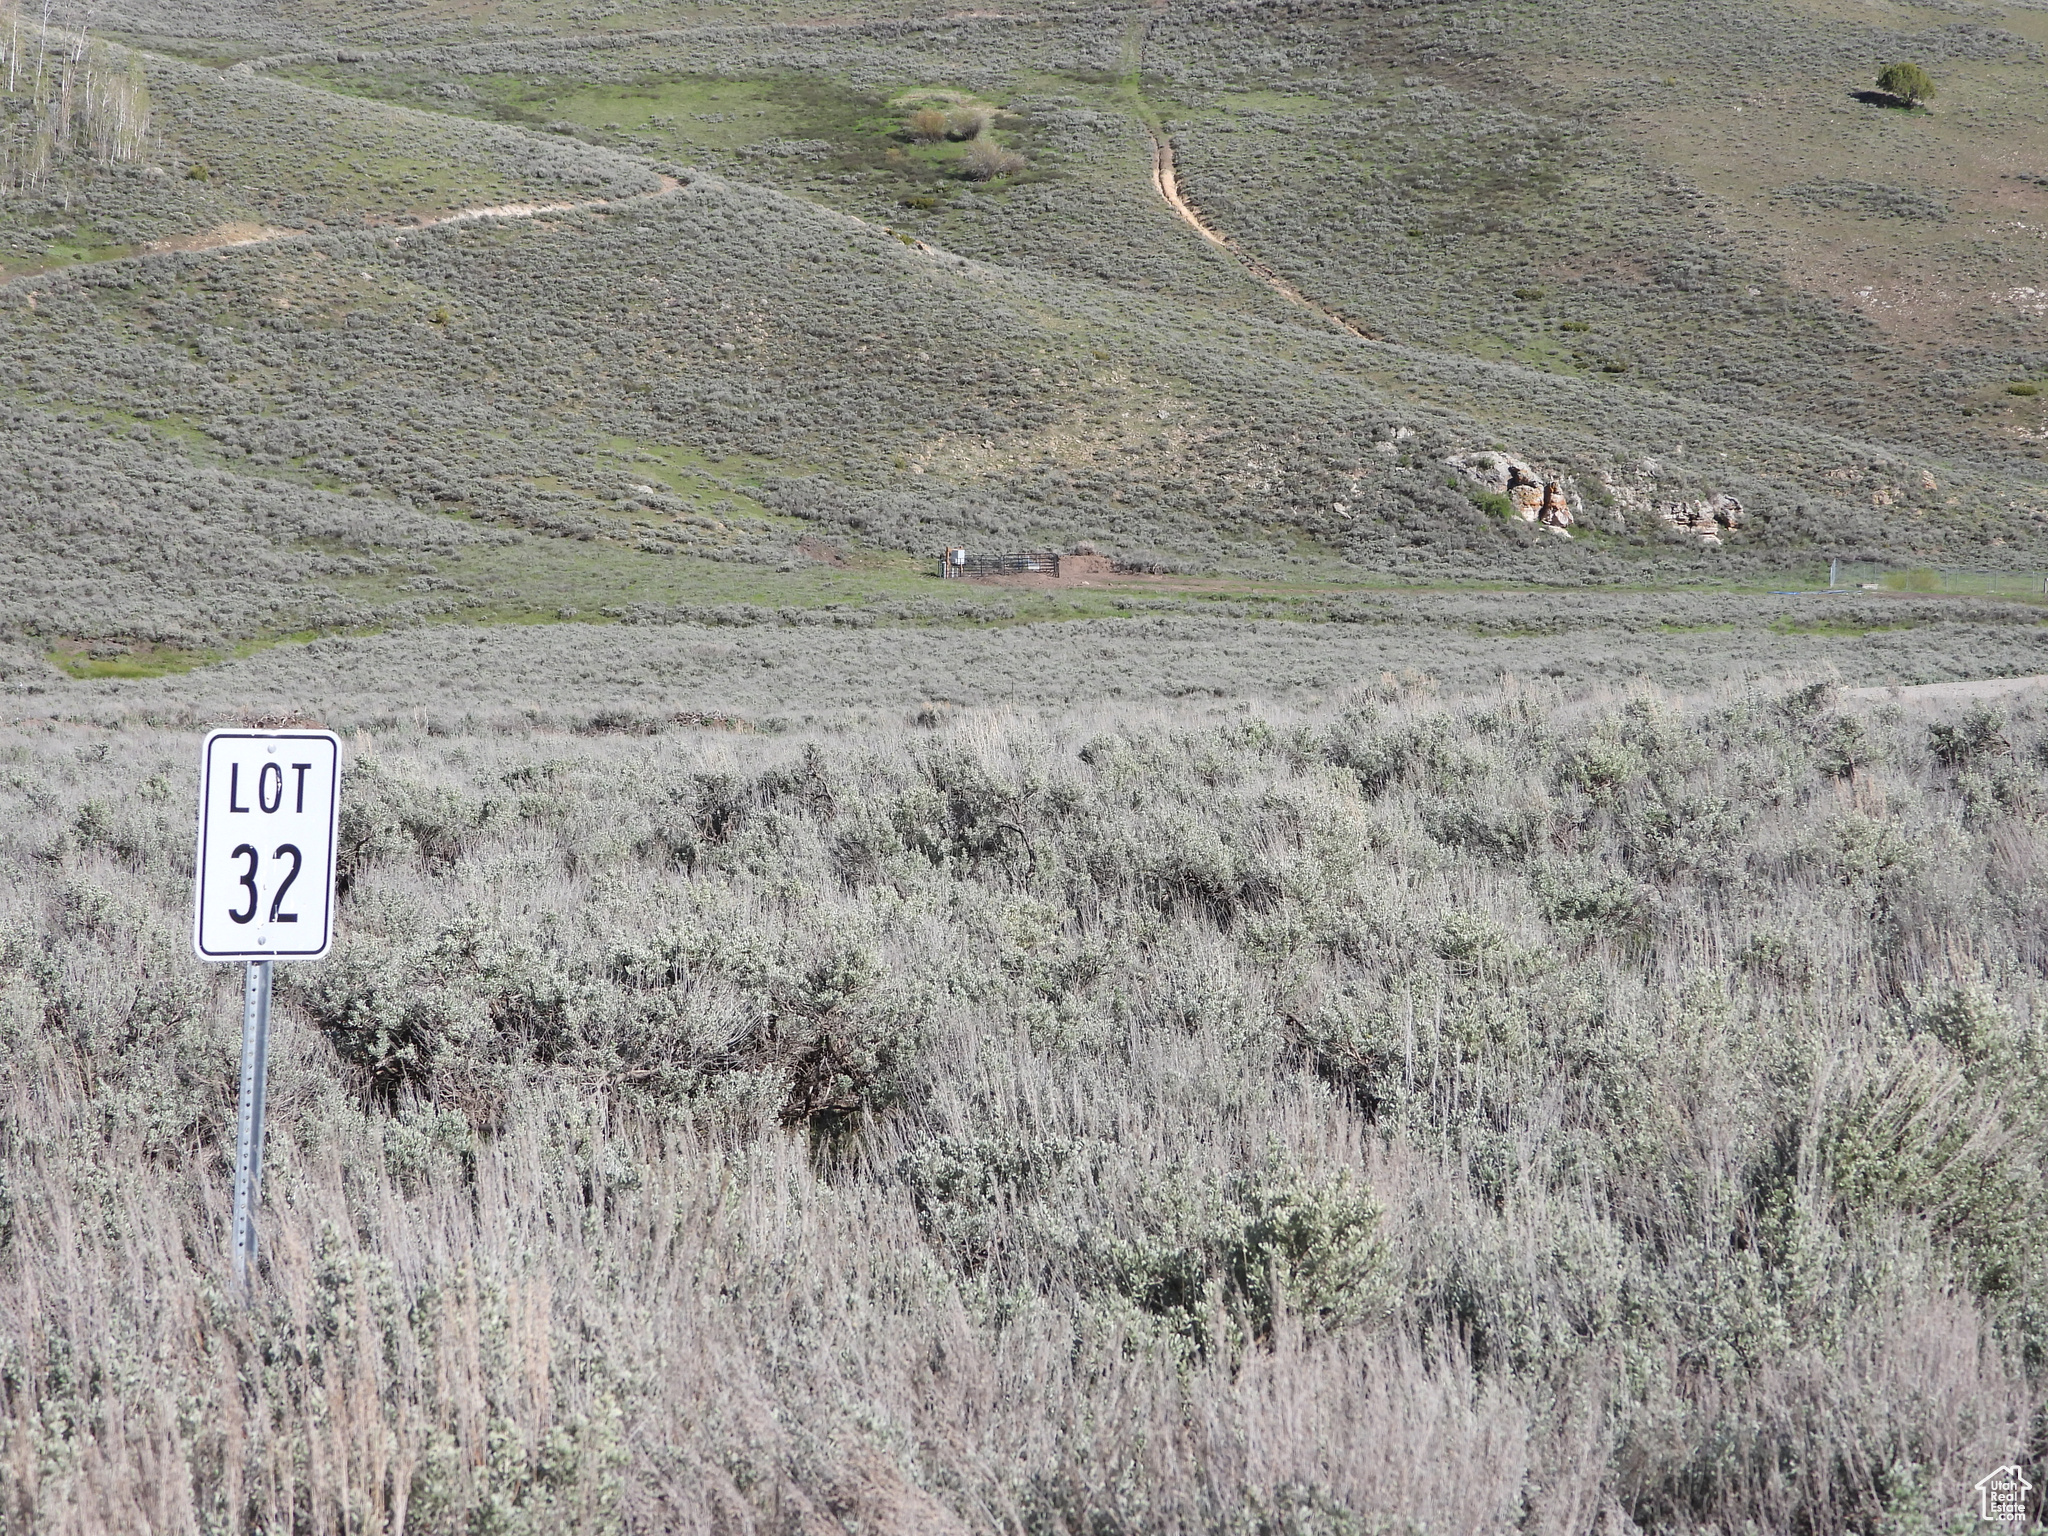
1127;10;1379;341
1145;131;1380;341
1;175;688;289
1841;675;2048;704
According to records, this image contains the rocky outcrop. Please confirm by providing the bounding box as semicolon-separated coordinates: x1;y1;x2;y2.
1659;492;1745;546
1603;465;1747;545
1447;451;1585;537
1449;450;1752;545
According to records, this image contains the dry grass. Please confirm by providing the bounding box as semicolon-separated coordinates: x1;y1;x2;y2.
1;678;2042;1531
945;107;992;142
959;140;1026;181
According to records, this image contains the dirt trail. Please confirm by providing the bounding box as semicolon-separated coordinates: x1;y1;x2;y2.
2;175;686;288
1129;10;1379;341
1147;135;1379;340
138;219;296;255
1;170;982;291
1841;675;2048;705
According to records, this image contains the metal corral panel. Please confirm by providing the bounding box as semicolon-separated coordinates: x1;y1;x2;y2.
938;551;1063;578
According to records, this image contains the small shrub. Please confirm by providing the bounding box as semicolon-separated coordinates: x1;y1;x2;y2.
945;106;991;141
1423;800;1547;863
334;760;413;895
1535;866;1641;926
1561;736;1643;794
1815;713;1877;778
1875;61;1936;106
635;821;698;873
399;787;490;872
1914;980;2012;1062
960;140;1027;181
1739;931;1814;989
295;950;449;1103
2008;383;2038;397
1226;1167;1391;1340
690;771;751;845
1434;911;1509;974
1928;705;2009;769
1817;810;1923;901
907;109;949;143
1820;1054;2038;1298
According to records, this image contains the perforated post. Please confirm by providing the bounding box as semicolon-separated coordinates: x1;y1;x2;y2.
230;959;272;1293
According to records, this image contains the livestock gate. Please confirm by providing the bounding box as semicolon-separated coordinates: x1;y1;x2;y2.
937;549;1062;578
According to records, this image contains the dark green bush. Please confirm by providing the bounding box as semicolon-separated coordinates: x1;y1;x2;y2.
1874;61;1936;106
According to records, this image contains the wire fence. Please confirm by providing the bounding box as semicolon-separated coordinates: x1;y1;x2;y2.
1777;560;2048;600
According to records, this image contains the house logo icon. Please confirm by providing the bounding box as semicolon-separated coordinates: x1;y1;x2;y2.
1977;1464;2033;1524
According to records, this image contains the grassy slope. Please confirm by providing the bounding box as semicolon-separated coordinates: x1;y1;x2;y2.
5;0;2045;675
1149;0;2048;461
0;51;657;276
10;8;2048;1533
240;0;2048;461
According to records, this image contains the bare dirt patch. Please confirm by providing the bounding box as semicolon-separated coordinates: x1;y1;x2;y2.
798;535;851;566
1843;674;2048;704
143;221;295;254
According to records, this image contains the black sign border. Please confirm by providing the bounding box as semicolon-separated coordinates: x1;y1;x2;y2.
193;730;341;962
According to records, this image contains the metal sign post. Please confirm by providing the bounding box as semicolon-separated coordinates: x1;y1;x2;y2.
193;729;341;1296
230;959;273;1289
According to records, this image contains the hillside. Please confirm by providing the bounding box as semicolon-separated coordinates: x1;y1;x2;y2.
6;1;2048;1532
0;0;2044;676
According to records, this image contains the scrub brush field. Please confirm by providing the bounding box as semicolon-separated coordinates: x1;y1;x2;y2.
6;679;2048;1533
5;0;2048;1529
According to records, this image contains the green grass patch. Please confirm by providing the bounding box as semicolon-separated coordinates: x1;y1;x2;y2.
592;437;788;518
535;74;868;152
49;641;218;679
1768;617;1919;638
287;65;1041;192
1884;568;1942;593
0;222;137;280
1770;565;2048;601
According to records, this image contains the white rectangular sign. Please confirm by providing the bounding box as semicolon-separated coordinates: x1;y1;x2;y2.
193;730;341;962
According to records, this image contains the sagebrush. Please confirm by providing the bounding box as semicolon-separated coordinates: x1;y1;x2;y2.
2;678;2042;1532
